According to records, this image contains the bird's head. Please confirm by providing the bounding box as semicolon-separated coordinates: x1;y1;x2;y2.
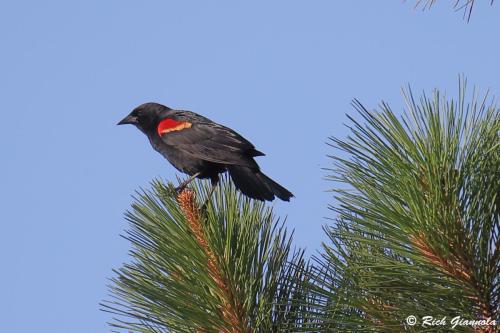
117;102;171;133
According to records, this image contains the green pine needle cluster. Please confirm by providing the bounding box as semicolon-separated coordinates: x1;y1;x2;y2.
307;81;499;331
102;177;310;332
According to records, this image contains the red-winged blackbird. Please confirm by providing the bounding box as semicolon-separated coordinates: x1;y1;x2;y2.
118;102;293;201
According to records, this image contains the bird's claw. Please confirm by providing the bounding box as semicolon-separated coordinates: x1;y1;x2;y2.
174;185;187;194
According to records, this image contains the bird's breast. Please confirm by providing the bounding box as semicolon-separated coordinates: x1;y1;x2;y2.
148;135;210;176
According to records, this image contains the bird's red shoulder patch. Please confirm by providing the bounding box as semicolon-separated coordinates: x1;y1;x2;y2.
157;118;192;136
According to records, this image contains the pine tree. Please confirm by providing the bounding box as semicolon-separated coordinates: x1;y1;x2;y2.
102;178;311;332
103;80;498;332
306;80;499;332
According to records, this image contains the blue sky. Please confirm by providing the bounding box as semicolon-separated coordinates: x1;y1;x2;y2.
1;1;499;332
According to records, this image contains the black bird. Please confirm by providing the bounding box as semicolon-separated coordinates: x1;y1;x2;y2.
118;103;293;201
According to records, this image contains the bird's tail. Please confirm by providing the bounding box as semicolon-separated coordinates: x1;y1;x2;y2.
227;165;293;201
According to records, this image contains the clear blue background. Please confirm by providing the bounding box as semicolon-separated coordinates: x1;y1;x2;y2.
1;1;498;332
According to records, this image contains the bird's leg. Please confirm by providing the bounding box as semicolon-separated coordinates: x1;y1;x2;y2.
201;175;219;212
205;179;218;201
175;172;201;193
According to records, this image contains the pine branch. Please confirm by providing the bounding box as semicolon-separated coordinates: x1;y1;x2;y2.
102;177;311;332
177;189;248;333
306;78;499;331
410;233;494;325
412;0;495;21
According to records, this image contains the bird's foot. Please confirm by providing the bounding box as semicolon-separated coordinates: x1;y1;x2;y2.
174;184;187;194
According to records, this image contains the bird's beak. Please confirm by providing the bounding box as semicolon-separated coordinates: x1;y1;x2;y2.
117;114;138;125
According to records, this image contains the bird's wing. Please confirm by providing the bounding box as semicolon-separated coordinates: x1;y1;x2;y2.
157;112;264;167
